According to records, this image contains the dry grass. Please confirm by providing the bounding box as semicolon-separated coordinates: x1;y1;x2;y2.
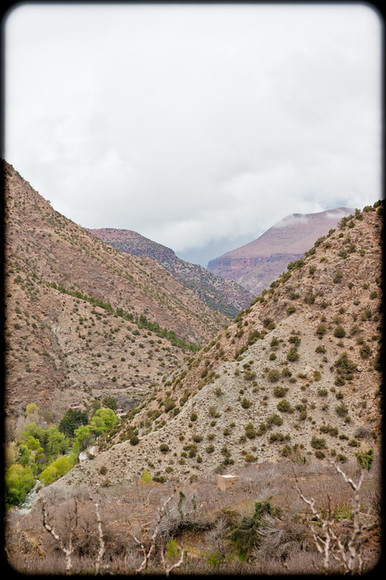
6;458;381;575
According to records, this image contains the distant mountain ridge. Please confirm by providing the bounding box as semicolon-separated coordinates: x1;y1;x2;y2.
207;208;354;295
88;228;253;318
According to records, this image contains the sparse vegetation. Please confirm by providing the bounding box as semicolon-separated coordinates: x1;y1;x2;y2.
267;369;280;383
273;386;288;398
276;399;293;413
4;164;382;576
334;352;357;383
287;346;299;362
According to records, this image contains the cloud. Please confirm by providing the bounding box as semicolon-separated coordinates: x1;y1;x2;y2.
4;3;381;265
323;209;354;220
272;214;310;230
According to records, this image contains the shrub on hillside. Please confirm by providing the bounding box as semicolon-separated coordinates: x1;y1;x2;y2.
277;399;293;413
266;414;283;428
334;353;357;382
241;398;252;409
273;386;288;398
311;436;327;450
334;325;346;338
268;369;280;383
245;423;257;439
287;347;299;362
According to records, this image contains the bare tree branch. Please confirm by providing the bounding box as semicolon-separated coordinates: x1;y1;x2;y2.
294;462;366;574
41;498;78;574
127;489;179;574
160;541;185;576
89;493;107;575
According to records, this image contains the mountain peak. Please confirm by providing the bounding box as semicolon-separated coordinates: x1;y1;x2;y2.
207;207;354;295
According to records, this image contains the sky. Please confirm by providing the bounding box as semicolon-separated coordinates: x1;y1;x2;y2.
3;2;382;266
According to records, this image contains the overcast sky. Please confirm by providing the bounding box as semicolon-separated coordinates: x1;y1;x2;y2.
4;2;382;266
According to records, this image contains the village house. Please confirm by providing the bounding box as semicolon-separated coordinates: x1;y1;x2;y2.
67;402;86;412
217;474;239;491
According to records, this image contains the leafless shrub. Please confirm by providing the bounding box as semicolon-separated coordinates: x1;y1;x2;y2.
252;512;315;565
204;515;229;556
273;549;321;574
40;488;111;575
295;461;366;574
39;481;90;507
127;490;185;574
353;425;374;441
8;458;380;575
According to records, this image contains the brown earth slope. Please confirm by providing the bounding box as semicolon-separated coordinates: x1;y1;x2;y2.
88;228;253;318
208;208;354;295
3;161;228;421
51;202;382;491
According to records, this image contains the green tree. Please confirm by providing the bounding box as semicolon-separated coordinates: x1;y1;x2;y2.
5;464;35;507
21;423;70;463
20;422;45;443
73;425;94;454
101;396;118;411
59;408;88;437
89;408;119;436
355;449;374;471
44;426;70;459
228;501;281;560
18;435;45;473
38;455;74;486
25;402;40;419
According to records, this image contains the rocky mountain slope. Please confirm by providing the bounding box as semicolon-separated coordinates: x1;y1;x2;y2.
3;161;228;421
208;208;354;295
54;202;382;491
88;228;253;318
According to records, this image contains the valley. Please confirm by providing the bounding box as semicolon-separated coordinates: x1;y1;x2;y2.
88;228;253;318
3;160;382;575
4;161;228;421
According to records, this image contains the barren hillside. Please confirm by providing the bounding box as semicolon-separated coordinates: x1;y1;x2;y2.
3;161;228;421
53;202;382;490
88;227;253;318
6;193;382;577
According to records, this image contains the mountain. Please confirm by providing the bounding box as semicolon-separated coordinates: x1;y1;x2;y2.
207;208;354;295
3;161;229;421
87;228;253;318
5;189;382;575
52;201;382;490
